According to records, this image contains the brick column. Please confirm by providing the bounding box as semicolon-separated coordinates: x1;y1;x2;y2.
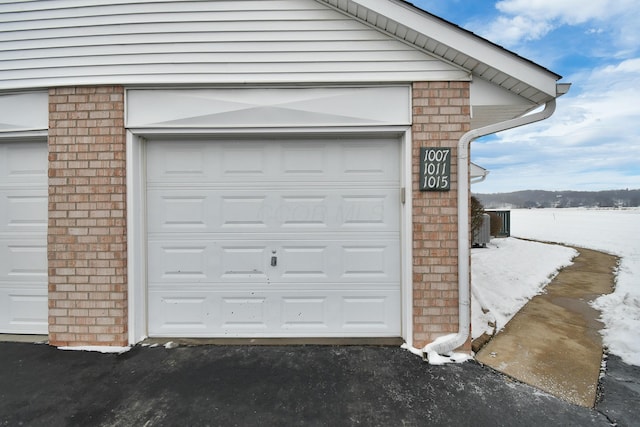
48;86;127;347
412;81;471;350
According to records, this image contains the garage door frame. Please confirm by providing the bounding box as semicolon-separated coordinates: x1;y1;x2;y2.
0;91;49;336
126;86;414;346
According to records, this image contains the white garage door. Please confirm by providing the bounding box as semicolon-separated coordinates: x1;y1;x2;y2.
146;137;402;337
0;141;48;334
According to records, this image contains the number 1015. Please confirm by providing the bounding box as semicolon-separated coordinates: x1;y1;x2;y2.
423;174;449;189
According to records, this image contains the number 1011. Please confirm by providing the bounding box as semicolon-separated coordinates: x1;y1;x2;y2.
425;162;447;175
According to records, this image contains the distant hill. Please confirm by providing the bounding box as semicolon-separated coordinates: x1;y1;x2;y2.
474;189;640;209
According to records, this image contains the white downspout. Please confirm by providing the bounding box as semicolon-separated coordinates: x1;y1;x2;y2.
424;97;560;363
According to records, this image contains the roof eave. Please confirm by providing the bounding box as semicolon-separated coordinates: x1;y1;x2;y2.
318;0;563;103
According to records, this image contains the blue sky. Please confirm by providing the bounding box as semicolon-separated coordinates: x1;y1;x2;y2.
412;0;640;193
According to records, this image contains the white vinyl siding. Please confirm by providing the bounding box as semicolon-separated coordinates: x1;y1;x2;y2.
0;0;468;89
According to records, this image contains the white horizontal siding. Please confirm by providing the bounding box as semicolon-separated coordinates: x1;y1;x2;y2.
0;0;468;90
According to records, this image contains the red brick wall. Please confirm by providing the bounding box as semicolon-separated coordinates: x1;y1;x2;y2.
47;86;127;347
412;81;471;349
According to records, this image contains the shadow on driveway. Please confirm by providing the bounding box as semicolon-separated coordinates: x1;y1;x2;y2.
0;343;612;426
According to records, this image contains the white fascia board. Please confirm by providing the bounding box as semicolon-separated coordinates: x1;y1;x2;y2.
0;91;48;132
338;0;560;98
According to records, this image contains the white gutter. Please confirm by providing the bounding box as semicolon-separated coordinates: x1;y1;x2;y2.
470;163;490;184
470;173;489;184
424;92;565;363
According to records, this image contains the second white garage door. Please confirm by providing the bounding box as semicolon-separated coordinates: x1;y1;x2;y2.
146;137;401;337
0;141;48;334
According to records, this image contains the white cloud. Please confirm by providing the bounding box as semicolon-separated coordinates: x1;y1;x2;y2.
475;0;640;53
413;1;640;192
601;58;640;74
495;0;632;24
472;57;640;192
481;15;552;45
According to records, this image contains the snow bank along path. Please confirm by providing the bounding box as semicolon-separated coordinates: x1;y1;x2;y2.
510;208;640;367
471;238;577;339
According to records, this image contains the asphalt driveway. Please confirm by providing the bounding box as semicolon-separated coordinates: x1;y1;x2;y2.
0;342;624;426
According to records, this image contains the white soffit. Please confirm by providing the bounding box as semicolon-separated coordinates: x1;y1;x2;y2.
0;92;48;132
470;162;488;179
470;78;537;129
126;86;411;129
319;0;562;104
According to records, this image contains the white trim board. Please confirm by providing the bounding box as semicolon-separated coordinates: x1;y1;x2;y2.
126;86;412;129
0;92;48;133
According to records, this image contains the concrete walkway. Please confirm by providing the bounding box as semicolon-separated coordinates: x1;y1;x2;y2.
476;245;618;407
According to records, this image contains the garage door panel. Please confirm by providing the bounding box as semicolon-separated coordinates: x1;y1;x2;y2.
151;295;209;331
0;287;48;334
157;245;209;280
280;245;327;278
278;195;328;228
0;143;47;184
148;241;268;283
282;297;329;328
221;196;268;228
146;139;399;184
145;141;212;180
221;296;269;329
148;289;400;337
146;189;400;233
0;239;47;280
159;196;209;229
221;143;269;177
282;145;327;175
0;190;48;233
220;245;270;279
342;245;387;276
0;287;48;333
148;237;399;284
0;141;48;334
341;143;395;177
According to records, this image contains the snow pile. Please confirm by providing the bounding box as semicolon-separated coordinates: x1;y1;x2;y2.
471;237;577;338
58;345;131;354
422;335;473;365
510;208;640;366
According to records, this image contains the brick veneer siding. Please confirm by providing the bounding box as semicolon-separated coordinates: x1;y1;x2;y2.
48;86;127;346
44;83;468;347
412;81;471;350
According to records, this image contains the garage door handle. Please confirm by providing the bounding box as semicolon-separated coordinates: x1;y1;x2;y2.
271;256;277;267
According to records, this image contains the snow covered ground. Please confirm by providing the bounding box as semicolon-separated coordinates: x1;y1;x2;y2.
471;238;577;338
471;208;640;366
